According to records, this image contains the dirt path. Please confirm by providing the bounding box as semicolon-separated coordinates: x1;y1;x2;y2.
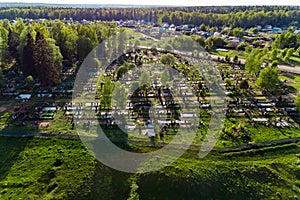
209;54;300;75
1;130;299;154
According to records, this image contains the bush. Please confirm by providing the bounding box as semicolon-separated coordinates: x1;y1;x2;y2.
26;75;35;86
236;42;248;51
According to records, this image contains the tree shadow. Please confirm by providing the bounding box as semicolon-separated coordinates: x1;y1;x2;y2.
0;136;32;183
87;160;131;200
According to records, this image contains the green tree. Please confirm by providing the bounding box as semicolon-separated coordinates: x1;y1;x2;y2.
281;48;288;59
17;25;36;66
0;25;10;69
200;23;206;31
233;55;239;64
296;47;300;57
284;48;294;61
52;23;78;61
47;38;63;72
164;44;174;51
112;82;127;111
295;92;300;112
117;31;127;54
212;36;227;48
249;27;259;34
256;66;279;92
139;71;150;88
101;77;114;109
270;49;278;60
34;31;61;86
232;27;244;38
8;29;19;63
116;66;128;80
272;30;298;50
160;68;170;85
245;49;263;75
131;81;140;95
139;71;150;96
236;42;248;51
0;69;5;88
225;55;230;63
26;75;35;86
204;37;214;50
191;35;205;47
160;53;175;65
21;33;36;77
271;60;278;68
76;25;98;61
239;79;249;91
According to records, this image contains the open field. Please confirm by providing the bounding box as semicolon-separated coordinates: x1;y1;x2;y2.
0;136;299;199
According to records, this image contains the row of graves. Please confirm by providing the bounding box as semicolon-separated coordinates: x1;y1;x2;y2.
5;98;60;128
218;63;298;128
0;59;78;100
73;47;222;144
73;44;298;144
1;71;29;98
0;61;86;132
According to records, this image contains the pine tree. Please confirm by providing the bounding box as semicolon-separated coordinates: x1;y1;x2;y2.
34;31;61;86
21;33;36;77
0;69;5;89
8;29;19;63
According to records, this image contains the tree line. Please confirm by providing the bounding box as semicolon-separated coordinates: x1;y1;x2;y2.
0;19;116;86
0;6;299;28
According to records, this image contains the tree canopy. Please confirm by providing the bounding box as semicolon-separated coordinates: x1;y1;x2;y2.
295;92;300;112
256;66;279;92
245;49;263;74
0;6;299;28
0;69;5;88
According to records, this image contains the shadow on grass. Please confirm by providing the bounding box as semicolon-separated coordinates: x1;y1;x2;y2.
136;168;267;200
0;136;32;183
88;160;131;200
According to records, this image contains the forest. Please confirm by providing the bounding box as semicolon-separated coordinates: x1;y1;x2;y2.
0;6;299;28
0;19;116;85
0;13;300;87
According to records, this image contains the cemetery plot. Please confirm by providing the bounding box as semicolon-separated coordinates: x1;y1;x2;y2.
0;37;299;148
73;47;223;146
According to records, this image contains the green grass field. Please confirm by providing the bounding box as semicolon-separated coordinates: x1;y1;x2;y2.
0;136;299;199
210;49;248;60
